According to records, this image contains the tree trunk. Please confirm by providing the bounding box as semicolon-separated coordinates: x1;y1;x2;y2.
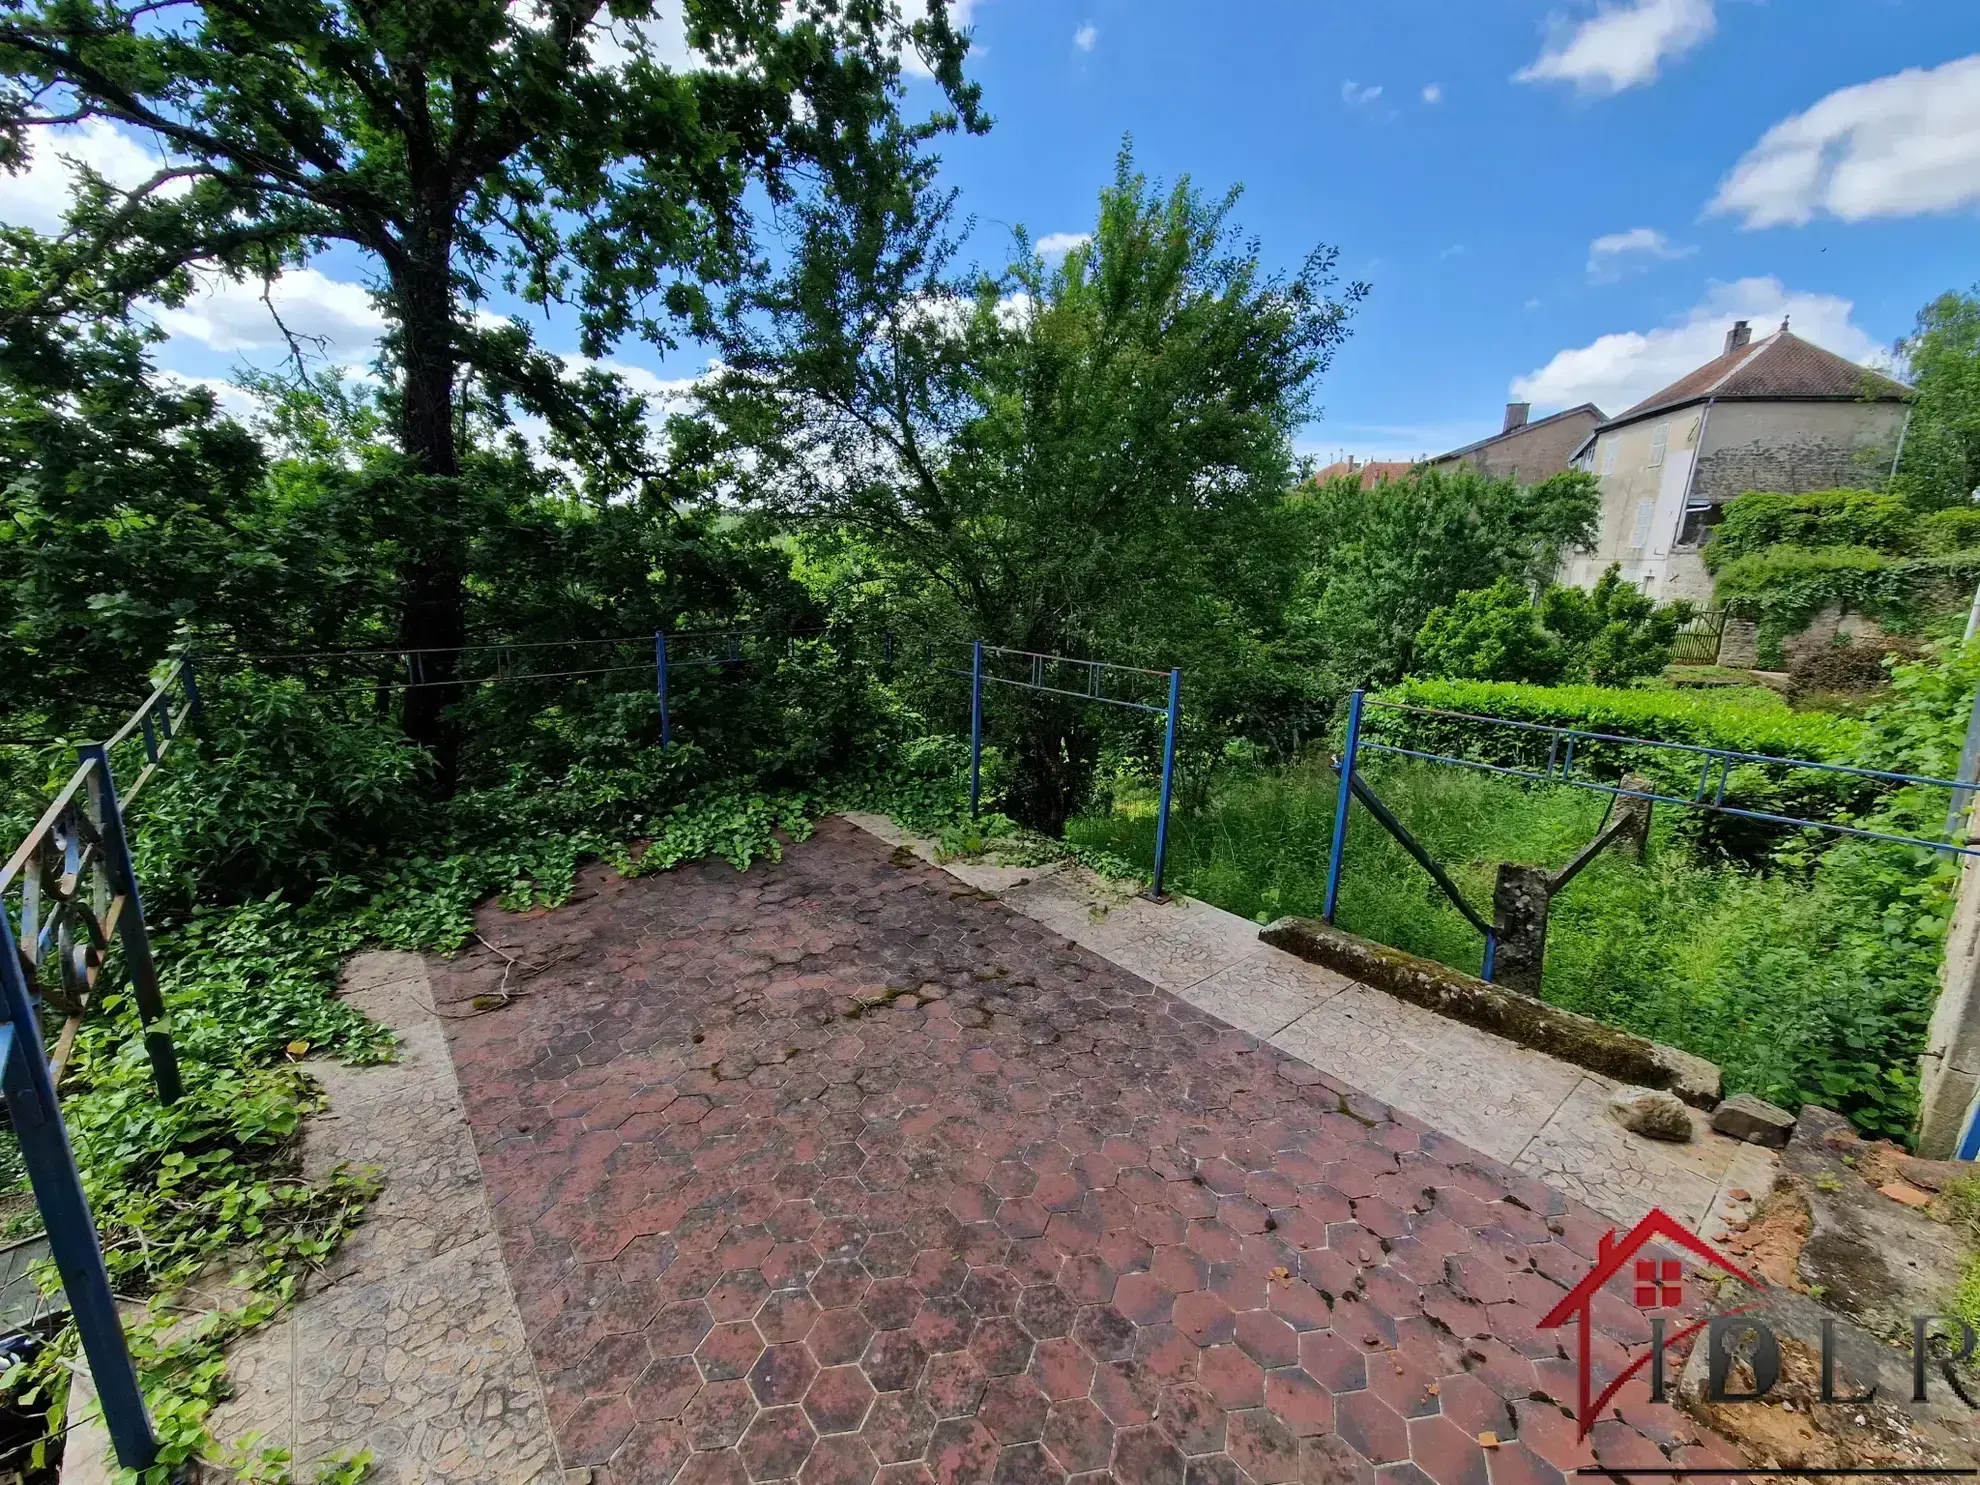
391;247;467;794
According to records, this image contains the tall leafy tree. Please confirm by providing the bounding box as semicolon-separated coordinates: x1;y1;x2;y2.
1;0;981;783
695;142;1362;828
1293;466;1600;687
1894;287;1980;510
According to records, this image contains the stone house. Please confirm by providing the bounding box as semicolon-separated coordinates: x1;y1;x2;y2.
1428;401;1605;483
1558;319;1911;605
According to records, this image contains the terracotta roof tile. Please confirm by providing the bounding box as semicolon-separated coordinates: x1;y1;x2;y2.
1612;329;1908;426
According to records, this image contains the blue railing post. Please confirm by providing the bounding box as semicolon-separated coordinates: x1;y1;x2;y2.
179;656;204;726
1145;668;1182;902
1323;688;1366;924
75;746;181;1104
0;914;158;1472
969;641;985;818
1481;931;1498;984
655;633;672;749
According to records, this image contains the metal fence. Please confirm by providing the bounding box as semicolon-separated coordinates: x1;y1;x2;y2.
0;662;205;1472
1321;687;1980;993
959;643;1183;900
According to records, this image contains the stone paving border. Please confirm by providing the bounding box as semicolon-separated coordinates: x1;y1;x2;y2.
840;815;1778;1238
196;951;564;1482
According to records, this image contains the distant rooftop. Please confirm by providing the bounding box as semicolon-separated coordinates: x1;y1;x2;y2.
1605;319;1910;431
1313;457;1416;489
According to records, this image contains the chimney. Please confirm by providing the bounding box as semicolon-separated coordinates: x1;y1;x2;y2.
1724;320;1752;356
1347;455;1359;472
1502;402;1530;433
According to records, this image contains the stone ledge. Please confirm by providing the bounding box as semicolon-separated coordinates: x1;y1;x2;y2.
1258;915;1722;1105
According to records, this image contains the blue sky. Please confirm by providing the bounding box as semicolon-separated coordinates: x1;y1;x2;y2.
5;0;1977;465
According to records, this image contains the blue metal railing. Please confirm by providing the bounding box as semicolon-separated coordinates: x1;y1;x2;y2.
1321;686;1980;991
961;644;1184;900
1354;695;1980;860
0;662;204;1473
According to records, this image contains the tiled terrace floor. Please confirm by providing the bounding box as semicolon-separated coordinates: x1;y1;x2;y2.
431;817;1748;1485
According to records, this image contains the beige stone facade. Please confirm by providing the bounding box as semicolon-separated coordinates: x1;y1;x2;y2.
1559;325;1909;604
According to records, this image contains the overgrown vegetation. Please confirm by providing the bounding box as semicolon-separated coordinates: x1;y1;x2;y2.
1073;637;1977;1140
1413;566;1693;687
4;0;1980;1469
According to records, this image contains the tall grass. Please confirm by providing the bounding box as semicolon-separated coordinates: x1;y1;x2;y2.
1068;757;1942;1139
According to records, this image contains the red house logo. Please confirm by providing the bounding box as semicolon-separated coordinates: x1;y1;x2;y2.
1538;1208;1762;1438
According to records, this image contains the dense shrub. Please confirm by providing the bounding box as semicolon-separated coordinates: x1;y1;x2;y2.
1412;579;1563;683
1539;568;1692;685
1413;567;1689;688
1919;506;1980;555
1703;489;1912;570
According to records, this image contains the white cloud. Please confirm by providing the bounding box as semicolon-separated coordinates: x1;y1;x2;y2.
1710;53;1980;228
1585;226;1695;280
1516;0;1714;94
591;359;705;408
1341;80;1383;107
1511;276;1880;413
151;268;388;363
0;119;186;232
1034;232;1091;260
1421;83;1443;104
1073;22;1096;52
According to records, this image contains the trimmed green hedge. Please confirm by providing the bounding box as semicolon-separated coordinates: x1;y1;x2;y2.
1370;677;1872;856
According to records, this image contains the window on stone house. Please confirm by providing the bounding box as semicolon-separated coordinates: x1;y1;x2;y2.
1648;422;1669;468
1676;499;1725;549
1602;440;1617;475
1629;497;1655;551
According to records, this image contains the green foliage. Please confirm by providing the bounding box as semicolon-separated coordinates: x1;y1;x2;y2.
1412;579;1563;684
697;140;1362;831
1711;545;1980;661
1702;489;1913;570
1540;567;1694;685
1918;506;1980;556
1070;744;1947;1141
1293;466;1601;689
1413;566;1691;688
1892;288;1980;512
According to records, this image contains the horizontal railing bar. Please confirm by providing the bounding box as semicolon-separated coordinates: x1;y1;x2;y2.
945;669;1168;714
1360;741;1980;858
102;663;184;749
223;624;845;663
978;644;1171;679
297;662;659;699
1364;698;1967;792
0;760;99;895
